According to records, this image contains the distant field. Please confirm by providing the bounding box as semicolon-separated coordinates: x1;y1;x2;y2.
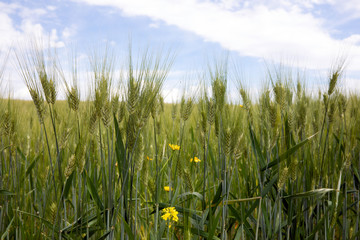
0;45;360;239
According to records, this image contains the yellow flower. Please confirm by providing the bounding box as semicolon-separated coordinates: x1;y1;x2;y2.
240;104;244;108
190;156;201;163
161;207;179;228
147;156;152;161
169;144;180;151
164;186;172;192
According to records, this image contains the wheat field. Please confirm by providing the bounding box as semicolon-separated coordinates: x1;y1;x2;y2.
0;43;360;239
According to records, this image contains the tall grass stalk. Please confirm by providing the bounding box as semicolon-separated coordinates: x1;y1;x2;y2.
2;41;360;239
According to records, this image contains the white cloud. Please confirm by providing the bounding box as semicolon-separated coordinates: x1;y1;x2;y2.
62;26;77;40
50;29;65;48
19;20;45;39
12;87;31;100
344;35;360;46
149;22;160;28
0;2;19;15
162;87;181;103
0;2;70;99
332;0;360;19
342;78;360;92
18;7;47;20
0;13;21;50
47;5;57;11
75;0;360;71
0;2;65;52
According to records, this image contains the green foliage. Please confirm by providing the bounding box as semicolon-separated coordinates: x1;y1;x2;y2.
0;46;359;240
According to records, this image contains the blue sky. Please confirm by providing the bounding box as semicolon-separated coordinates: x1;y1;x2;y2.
1;0;360;101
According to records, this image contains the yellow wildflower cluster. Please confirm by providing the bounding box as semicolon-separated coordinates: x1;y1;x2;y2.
161;207;179;228
146;156;152;161
190;156;201;163
164;186;172;192
169;144;180;151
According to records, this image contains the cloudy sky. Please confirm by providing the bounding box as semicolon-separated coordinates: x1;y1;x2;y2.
1;0;360;101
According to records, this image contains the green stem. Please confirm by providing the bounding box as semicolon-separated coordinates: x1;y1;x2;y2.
49;104;62;186
43;123;57;199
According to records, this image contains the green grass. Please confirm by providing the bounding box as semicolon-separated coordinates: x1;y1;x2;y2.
0;44;360;239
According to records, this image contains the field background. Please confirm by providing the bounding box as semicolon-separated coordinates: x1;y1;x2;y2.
0;45;360;240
